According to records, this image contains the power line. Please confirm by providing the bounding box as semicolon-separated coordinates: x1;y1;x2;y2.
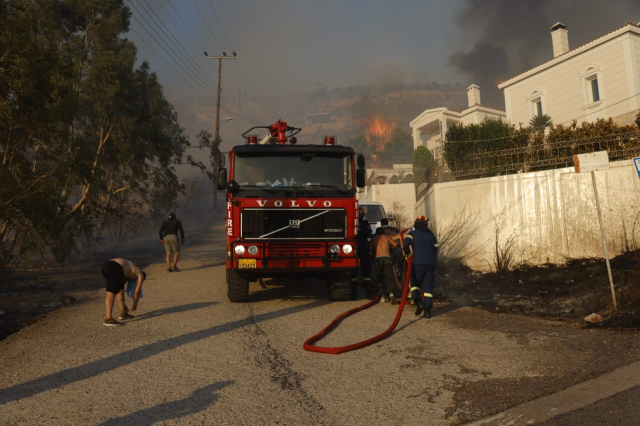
128;27;214;100
167;1;208;54
129;27;262;125
207;0;234;51
136;0;215;89
130;2;232;112
192;0;241;98
192;0;224;52
128;3;218;99
159;1;231;103
206;0;245;91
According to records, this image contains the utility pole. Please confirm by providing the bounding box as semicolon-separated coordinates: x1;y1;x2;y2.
204;51;236;210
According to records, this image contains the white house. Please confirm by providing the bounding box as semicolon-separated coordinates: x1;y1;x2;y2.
410;85;506;159
498;21;640;127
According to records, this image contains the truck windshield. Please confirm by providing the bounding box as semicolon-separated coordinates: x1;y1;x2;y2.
233;153;353;197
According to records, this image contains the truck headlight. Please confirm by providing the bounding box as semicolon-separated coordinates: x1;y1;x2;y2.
247;245;258;255
234;245;245;256
342;244;353;254
330;244;340;254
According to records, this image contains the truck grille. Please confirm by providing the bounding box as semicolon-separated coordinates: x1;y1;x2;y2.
241;208;346;239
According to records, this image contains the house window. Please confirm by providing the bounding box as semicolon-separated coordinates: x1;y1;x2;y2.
530;97;543;118
581;66;602;106
589;77;600;102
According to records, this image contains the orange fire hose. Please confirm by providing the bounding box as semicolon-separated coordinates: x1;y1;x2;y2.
303;255;414;354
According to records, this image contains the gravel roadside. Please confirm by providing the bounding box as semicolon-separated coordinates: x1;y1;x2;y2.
1;221;639;425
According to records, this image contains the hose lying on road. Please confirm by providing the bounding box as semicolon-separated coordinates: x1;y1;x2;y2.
303;256;414;354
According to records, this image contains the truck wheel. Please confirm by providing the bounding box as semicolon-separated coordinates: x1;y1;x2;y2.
227;270;249;302
326;274;351;301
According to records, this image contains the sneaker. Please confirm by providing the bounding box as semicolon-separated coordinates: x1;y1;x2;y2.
389;294;397;305
380;296;389;303
167;268;172;272
118;312;134;320
103;318;122;327
172;265;180;272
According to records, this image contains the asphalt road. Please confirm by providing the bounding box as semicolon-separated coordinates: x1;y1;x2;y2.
0;221;639;425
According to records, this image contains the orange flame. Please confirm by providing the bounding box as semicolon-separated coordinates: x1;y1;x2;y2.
362;117;396;152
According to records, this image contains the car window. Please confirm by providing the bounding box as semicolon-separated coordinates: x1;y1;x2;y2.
362;205;385;222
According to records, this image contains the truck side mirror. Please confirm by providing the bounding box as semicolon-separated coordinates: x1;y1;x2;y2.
217;168;227;191
356;168;366;188
357;154;365;169
218;154;226;168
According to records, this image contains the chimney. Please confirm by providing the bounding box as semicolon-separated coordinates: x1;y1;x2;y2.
550;22;569;57
467;84;481;107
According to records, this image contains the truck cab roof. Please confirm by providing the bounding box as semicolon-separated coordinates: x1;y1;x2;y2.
232;144;355;155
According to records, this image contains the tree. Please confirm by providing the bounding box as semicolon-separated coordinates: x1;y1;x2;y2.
346;134;372;164
412;146;435;170
529;114;553;129
443;117;527;176
379;128;413;161
0;0;198;268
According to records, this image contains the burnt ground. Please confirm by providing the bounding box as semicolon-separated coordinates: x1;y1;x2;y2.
436;250;640;330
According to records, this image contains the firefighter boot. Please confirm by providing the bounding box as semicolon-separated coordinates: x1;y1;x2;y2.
415;300;424;316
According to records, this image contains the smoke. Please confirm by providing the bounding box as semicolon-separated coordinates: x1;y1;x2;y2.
449;0;640;108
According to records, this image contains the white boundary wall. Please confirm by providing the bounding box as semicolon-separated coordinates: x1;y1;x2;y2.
359;182;416;222
415;159;640;270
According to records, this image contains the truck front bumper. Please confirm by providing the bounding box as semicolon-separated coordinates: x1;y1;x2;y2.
227;240;358;272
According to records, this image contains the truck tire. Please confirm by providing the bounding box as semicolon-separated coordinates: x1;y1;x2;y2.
227;270;249;302
326;273;351;301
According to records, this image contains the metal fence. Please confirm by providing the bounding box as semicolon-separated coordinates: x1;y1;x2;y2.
414;130;640;201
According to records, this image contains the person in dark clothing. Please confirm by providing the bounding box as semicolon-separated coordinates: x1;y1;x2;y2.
403;216;438;318
352;207;374;299
159;212;185;272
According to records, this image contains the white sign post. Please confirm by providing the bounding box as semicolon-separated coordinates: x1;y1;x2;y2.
573;151;617;310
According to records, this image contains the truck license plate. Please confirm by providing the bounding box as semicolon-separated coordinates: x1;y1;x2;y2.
238;259;256;269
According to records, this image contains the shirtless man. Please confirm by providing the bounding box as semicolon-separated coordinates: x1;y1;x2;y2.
370;228;399;304
100;258;146;326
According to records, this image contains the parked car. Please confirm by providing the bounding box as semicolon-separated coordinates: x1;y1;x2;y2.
358;201;386;236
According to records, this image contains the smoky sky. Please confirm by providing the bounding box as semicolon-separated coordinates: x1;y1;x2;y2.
449;0;640;108
125;0;640;157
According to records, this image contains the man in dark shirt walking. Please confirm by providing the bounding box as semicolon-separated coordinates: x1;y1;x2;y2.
159;212;185;272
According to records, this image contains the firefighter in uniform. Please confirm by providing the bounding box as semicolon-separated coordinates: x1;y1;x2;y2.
352;207;373;299
403;216;438;318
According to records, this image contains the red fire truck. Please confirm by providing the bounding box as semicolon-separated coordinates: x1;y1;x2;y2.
217;120;366;302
